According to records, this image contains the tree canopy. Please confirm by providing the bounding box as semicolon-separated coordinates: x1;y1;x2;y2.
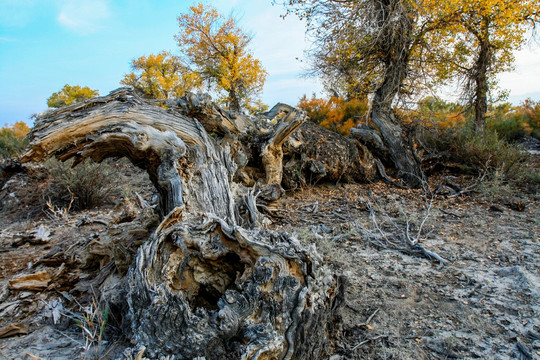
423;0;540;133
284;0;540;134
284;0;432;186
47;84;99;108
284;0;425;101
121;51;202;99
0;121;30;159
176;3;267;111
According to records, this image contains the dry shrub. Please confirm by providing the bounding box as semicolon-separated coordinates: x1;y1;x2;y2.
419;124;528;195
297;95;370;136
43;158;117;211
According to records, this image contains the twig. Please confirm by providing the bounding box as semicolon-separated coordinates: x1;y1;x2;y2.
413;181;434;244
364;308;380;324
98;340;119;360
359;308;380;327
405;244;449;265
352;334;389;350
53;328;84;347
298;201;318;209
361;179;448;265
516;341;532;360
332;211;348;220
25;353;45;360
351;333;427;351
447;167;489;198
440;209;462;218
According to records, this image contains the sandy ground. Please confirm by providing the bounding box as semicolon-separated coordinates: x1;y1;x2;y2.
0;166;539;359
270;180;540;359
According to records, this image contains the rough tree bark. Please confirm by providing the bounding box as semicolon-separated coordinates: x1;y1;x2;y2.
366;0;425;188
20;88;345;359
282;122;377;189
371;92;424;188
473;35;491;135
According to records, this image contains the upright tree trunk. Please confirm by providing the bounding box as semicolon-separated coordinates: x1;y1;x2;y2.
20;88;344;359
473;35;491;135
368;0;424;188
371;96;423;188
228;86;241;112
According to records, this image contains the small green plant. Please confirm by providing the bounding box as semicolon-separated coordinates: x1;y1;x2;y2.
525;169;540;185
442;335;461;352
475;166;515;200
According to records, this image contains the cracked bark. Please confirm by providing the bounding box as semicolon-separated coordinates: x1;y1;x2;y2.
20;88;345;359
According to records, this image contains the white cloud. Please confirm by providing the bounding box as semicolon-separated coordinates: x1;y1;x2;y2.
57;0;110;35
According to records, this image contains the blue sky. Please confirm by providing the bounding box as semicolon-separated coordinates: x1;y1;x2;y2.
0;0;323;127
1;0;539;128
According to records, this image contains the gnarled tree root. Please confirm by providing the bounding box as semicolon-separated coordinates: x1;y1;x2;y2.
128;212;344;359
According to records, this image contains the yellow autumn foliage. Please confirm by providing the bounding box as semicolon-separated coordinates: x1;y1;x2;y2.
0;121;30;159
297;95;369;136
47;84;99;108
121;51;202;99
421;0;540;75
176;3;267;111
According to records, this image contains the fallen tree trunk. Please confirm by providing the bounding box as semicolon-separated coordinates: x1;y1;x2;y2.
152;95;379;190
21;88;345;359
282;122;377;189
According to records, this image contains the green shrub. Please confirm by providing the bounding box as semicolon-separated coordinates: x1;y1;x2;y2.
43;158;117;211
486;100;540;141
487;116;526;142
454;130;525;176
526;169;540;185
419;124;526;182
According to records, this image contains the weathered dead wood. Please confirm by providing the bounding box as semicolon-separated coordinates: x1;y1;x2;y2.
282;122;377;189
9;270;51;291
371;102;424;187
260;102;297;121
160;92;256;135
21;88;344;359
349;124;388;161
261;106;307;185
161;95;379;190
11;225;51;247
128;213;344;359
0;323;29;338
23;88;236;219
